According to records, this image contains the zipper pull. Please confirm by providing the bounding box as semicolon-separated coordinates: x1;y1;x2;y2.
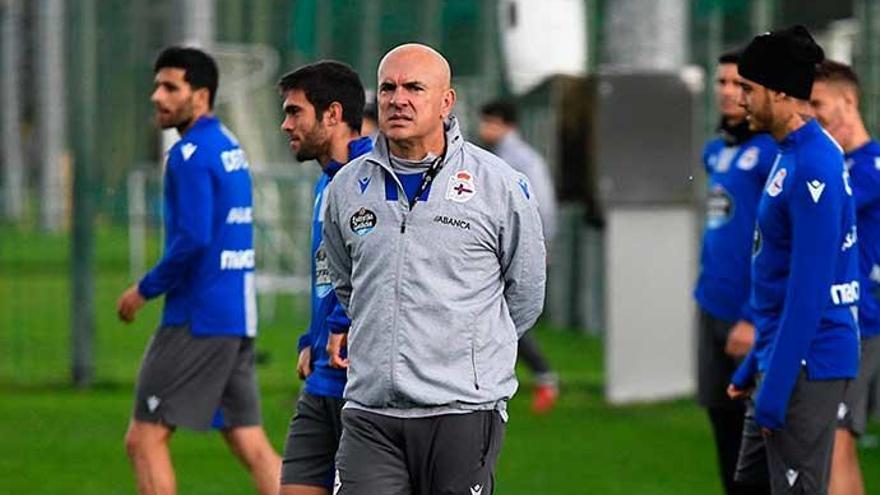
400;216;406;233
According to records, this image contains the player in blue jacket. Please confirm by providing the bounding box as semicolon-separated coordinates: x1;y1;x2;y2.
694;49;777;495
117;47;280;495
727;27;859;494
811;59;880;495
276;61;371;495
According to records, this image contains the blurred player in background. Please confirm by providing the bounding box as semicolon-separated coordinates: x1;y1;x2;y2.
811;59;880;495
322;43;546;494
692;50;777;495
276;60;372;495
116;46;280;495
479;100;560;414
361;92;379;141
728;26;859;494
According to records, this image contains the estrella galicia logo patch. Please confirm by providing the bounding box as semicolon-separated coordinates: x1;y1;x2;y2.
314;246;333;298
706;184;734;229
766;168;787;197
446;170;476;202
349;207;377;236
752;227;762;257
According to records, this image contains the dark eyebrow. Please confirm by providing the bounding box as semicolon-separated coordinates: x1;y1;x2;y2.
283;103;302;115
379;80;427;92
154;80;179;91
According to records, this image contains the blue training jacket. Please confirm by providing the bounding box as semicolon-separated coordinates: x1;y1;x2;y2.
694;122;777;323
298;136;373;398
732;119;860;429
847;140;880;340
139;115;257;337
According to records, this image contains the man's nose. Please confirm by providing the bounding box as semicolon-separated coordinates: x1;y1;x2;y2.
388;88;405;107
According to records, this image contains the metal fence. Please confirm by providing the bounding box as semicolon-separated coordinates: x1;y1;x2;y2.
0;0;506;386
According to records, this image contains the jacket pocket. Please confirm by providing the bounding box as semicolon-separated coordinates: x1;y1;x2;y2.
472;314;518;396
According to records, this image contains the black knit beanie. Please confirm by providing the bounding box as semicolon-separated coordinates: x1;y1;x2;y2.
738;25;825;100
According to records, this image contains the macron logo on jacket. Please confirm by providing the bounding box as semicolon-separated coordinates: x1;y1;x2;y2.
807;180;826;203
181;143;197;161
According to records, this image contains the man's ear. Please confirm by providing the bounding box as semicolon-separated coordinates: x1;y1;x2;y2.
440;88;456;120
194;87;212;110
843;88;858;110
325;101;344;127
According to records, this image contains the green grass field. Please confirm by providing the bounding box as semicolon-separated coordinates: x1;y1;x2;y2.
2;225;880;494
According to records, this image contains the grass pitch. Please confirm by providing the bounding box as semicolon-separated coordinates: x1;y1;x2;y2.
2;226;879;494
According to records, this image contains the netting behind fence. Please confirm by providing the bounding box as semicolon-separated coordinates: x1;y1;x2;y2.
0;164;316;386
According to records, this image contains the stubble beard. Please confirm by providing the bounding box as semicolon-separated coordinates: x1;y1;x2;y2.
295;124;330;162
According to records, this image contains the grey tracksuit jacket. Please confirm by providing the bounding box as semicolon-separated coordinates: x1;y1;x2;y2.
322;116;547;410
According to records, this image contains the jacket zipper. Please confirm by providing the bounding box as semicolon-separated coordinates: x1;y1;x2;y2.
389;200;409;400
372;155;431;400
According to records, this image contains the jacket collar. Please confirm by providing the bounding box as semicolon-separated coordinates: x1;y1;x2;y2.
367;115;466;169
780;118;821;150
181;114;218;138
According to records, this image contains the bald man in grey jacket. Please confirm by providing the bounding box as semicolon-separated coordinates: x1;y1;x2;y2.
323;44;546;495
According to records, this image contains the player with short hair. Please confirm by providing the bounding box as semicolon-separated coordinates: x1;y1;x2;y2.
276;60;372;495
116;46;280;495
479;99;561;414
727;26;860;494
811;59;880;495
361;94;379;141
693;49;778;495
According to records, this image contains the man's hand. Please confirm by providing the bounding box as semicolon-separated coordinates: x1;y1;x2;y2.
727;383;753;400
296;347;312;380
117;284;146;323
327;333;349;369
725;320;755;358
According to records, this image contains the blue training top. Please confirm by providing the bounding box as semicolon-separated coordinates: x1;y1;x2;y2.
139;115;257;337
732;119;860;430
846;140;880;340
298;137;373;398
694;122;777;323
